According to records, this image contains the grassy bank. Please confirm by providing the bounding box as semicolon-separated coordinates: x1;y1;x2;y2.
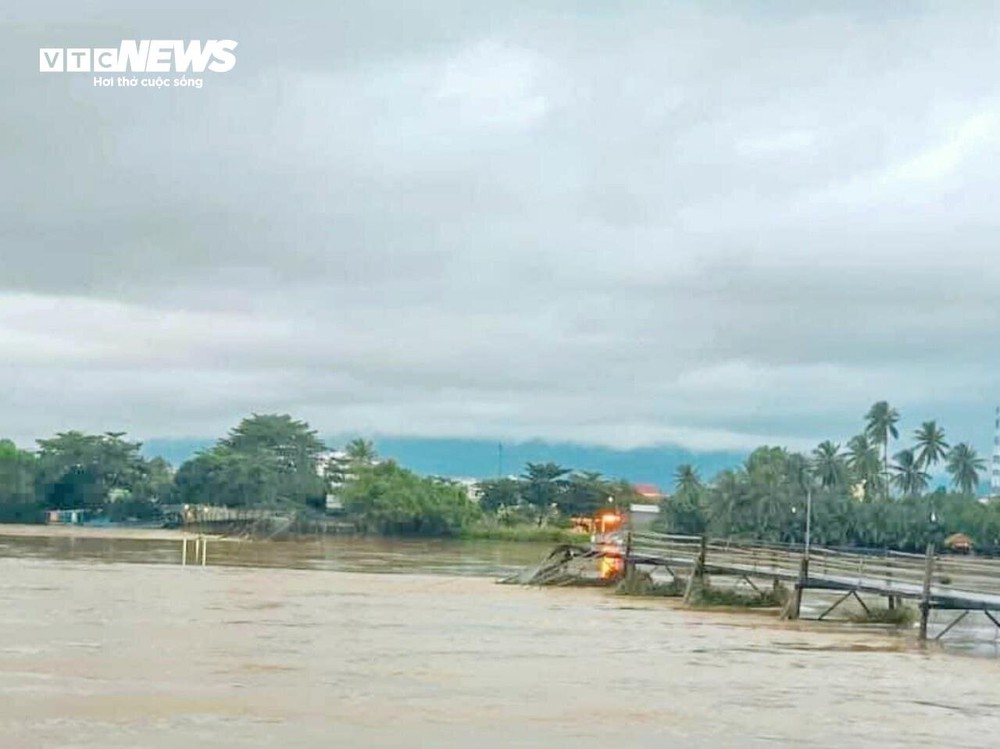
0;523;203;541
459;525;590;543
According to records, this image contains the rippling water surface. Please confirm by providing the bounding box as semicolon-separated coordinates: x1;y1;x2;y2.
0;529;998;748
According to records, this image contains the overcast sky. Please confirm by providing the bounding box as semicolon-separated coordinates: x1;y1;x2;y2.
2;1;1000;454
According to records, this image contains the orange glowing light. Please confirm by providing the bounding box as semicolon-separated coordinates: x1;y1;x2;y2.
598;543;624;580
597;512;622;534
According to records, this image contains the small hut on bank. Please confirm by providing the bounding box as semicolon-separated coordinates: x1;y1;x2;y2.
943;532;974;554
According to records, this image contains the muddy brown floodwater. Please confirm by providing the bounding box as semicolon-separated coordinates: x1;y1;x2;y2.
0;530;998;748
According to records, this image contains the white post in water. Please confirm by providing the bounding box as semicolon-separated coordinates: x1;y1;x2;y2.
201;535;208;566
181;538;188;566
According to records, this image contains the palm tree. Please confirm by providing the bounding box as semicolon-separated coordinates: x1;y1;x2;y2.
520;462;571;524
890;448;929;498
344;438;378;465
674;464;702;498
945;442;986;496
913;420;949;471
812;441;846;489
864;401;900;500
846;434;882;500
667;464;705;534
563;471;611;516
708;468;744;535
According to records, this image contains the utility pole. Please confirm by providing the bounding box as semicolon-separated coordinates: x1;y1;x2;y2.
497;441;503;478
804;484;813;560
992;406;1000;498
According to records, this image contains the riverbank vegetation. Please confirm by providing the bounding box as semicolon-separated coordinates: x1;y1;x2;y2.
0;414;636;539
660;402;1000;554
3;402;1000;549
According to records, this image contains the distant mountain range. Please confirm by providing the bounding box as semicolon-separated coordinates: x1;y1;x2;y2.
142;436;747;492
141;436;971;494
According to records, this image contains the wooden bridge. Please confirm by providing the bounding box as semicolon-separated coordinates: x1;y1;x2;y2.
605;531;1000;642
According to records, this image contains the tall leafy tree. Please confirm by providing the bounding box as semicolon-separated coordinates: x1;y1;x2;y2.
945;442;986;497
344;438;378;465
913;420;949;471
561;471;612;517
341;461;480;536
0;439;35;502
890;448;930;498
0;439;38;521
221;414;326;469
35;431;149;510
846;433;882;500
667;464;706;534
175;414;327;510
707;468;743;534
520;462;570;524
674;464;702;497
475;477;522;513
864;401;900;500
812;441;847;489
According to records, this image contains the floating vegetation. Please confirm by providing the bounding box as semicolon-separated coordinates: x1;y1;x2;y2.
848;605;917;626
686;580;789;608
615;570;686;597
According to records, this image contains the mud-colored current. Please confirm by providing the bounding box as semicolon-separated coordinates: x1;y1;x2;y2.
0;531;997;748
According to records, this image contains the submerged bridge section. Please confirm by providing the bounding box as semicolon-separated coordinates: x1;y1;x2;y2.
617;532;1000;641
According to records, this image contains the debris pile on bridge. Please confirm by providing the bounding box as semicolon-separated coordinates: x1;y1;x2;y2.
502;529;1000;644
500;544;613;586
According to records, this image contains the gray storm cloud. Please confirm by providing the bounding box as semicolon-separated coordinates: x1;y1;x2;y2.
2;1;1000;451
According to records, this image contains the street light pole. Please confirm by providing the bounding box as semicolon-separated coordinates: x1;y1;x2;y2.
804;484;813;560
788;481;813;621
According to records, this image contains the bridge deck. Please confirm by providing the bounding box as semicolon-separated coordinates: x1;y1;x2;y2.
621;532;1000;614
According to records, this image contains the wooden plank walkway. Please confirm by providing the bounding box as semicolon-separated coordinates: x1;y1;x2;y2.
618;531;1000;639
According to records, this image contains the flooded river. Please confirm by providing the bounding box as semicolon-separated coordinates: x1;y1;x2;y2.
0;530;998;748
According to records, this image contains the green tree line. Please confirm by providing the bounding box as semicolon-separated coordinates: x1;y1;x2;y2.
4;404;1000;548
0;432;172;523
661;401;1000;553
0;413;648;535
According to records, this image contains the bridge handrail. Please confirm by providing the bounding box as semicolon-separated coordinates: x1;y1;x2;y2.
627;531;1000;597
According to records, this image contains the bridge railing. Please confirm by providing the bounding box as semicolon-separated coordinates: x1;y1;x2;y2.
627;530;1000;598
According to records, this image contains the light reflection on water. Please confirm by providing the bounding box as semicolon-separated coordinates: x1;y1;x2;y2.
0;532;998;748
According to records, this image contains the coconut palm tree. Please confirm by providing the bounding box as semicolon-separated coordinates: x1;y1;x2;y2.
890;448;929;498
674;464;702;498
562;471;611;516
864;401;900;500
812;441;847;489
669;464;706;534
344;438;378;465
846;433;882;500
945;442;986;496
708;468;744;535
520;462;571;523
913;420;949;471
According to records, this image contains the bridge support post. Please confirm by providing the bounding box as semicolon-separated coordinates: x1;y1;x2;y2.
785;556;809;620
885;552;896;610
919;542;935;643
623;527;634;578
683;535;707;604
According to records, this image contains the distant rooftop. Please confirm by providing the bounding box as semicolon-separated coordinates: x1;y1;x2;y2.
633;483;665;499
